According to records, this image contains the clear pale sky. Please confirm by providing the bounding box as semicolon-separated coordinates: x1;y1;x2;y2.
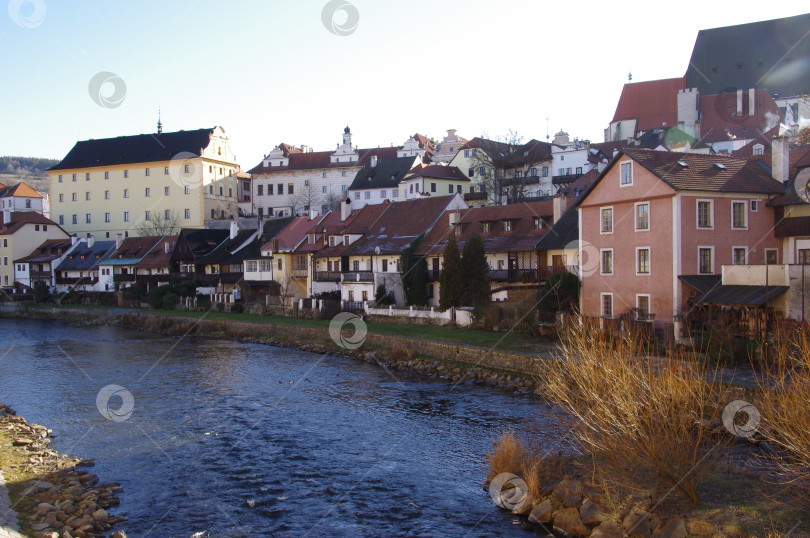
1;1;807;168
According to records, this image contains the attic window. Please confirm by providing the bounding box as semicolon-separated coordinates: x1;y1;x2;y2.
676;161;688;167
714;163;727;170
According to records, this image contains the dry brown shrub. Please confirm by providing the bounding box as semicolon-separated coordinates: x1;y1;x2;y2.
539;321;728;504
486;432;567;500
390;343;414;361
756;324;810;495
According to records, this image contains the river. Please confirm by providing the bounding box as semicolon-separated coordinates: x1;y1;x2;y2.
0;318;553;537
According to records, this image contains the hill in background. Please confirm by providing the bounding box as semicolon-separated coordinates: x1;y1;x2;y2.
0;156;57;194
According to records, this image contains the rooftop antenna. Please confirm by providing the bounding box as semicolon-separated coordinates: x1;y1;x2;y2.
545;118;549;141
628;71;633;83
157;107;163;134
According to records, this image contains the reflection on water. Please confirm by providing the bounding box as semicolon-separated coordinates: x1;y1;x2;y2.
0;318;555;536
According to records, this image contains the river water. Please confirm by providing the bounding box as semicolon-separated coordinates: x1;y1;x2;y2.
0;319;553;537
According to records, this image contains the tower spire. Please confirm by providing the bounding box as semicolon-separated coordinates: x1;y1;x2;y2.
157;108;163;134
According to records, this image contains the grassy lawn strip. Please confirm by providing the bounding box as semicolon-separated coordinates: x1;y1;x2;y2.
0;428;38;534
50;305;544;353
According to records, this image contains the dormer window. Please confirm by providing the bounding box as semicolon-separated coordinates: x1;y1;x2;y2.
482;222;490;233
504;220;513;231
753;144;764;156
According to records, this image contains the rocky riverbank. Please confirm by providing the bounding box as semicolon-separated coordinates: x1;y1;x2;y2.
0;403;126;538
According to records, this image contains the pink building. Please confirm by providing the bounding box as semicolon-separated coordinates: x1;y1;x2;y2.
578;148;784;327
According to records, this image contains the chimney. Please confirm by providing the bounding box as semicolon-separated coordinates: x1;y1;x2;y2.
229;220;238;240
772;136;790;183
115;233;123;250
87;235;95;248
310;209;317;220
341;197;352;222
164;241;170;254
71;235;77;245
370;155;378;168
553;194;568;223
736;89;743;116
748;88;756;116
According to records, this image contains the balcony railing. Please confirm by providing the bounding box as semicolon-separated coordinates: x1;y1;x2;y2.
552;173;583;185
315;271;341;282
537;265;577;280
291;268;309;279
197;273;242;284
29;270;52;279
113;273;136;283
775;216;810;238
342;272;374;282
489;268;539;283
425;270;441;282
501;175;541;187
55;276;97;285
464;191;488;202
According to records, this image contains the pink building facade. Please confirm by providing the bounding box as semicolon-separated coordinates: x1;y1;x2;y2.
579;149;783;327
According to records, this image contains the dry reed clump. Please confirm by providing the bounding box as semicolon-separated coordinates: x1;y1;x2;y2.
390;343;414;361
539;321;728;504
756;325;810;494
485;431;567;500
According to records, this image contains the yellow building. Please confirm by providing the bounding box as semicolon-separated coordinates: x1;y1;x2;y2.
48;126;239;239
1;212;68;287
399;164;469;200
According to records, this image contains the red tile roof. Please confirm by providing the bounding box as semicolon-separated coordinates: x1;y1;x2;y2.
265;216;320;251
110;236;163;260
307;203;393;258
134;236;179;269
0;212;58;235
0;182;43;199
248;146;400;175
624;148;784;194
416;200;554;256
610;77;685;131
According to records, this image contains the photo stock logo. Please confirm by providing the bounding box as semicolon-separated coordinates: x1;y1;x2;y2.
722;399;760;438
96;384;135;422
88;71;127;109
566;239;600;278
329;312;367;350
168;152;201;189
488;472;528;510
321;0;359;36
8;0;46;28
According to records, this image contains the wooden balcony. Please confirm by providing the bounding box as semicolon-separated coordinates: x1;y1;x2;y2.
55;276;97;285
197;273;242;284
291;268;309;279
464;191;488;202
537;265;577;280
342;272;374;283
489;268;539;283
315;271;341;282
501;175;540;187
113;273;136;283
774;216;810;238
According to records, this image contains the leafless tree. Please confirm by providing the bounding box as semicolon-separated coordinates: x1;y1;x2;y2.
467;130;552;205
291;182;322;216
135;210;181;236
324;191;343;213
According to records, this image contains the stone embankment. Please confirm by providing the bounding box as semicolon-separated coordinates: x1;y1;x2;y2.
0;403;127;538
496;475;722;538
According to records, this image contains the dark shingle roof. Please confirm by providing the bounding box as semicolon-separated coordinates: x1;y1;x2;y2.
248;147;400;175
58;241;116;271
685;13;810;99
535;205;578;251
348;156;418;191
48;128;216;171
180;228;230;260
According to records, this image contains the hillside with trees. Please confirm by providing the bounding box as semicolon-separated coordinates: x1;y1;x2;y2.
0;156;58;194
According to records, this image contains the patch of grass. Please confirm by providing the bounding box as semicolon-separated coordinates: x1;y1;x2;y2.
0;428;39;534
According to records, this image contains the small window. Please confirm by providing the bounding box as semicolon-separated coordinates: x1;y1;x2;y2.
341;171;347;177
698;247;713;274
85;213;91;224
365;192;370;199
482;222;490;233
165;186;170;196
697;200;713;229
185;185;190;195
85;173;90;181
542;166;548;177
620;162;632;185
104;212;110;223
601;293;613;318
145;168;150;176
750;200;758;212
600;207;613;234
636;295;650;320
323;172;327;178
124;189;129;198
124;211;130;222
164;166;169;175
58;175;63;183
380;190;387;198
322;186;327;193
288;183;294;194
165;210;171;220
145;187;151;197
124;170;129;178
635;203;649;231
104;171;109;179
464;149;470;158
184;165;190;174
600;249;613;275
72;214;78;224
732;247;747;265
731;201;747;229
145;211;151;221
257;184;263;196
504;220;512;231
104;190;110;200
636;247;650;274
